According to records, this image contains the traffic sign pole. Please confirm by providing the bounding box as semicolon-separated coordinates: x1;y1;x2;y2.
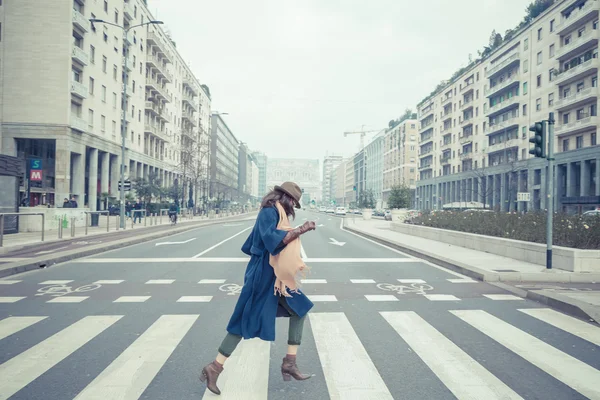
546;112;555;270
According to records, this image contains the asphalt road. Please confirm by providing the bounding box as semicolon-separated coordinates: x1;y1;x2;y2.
1;210;599;400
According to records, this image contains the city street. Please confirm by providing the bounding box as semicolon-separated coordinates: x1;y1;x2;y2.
0;210;599;400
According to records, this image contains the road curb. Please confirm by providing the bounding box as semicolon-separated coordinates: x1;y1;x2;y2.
0;213;257;278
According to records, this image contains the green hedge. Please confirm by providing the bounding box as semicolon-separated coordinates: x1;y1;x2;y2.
410;211;600;250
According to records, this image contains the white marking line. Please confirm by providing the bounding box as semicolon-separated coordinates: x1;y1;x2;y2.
198;279;226;284
351;279;376;283
483;294;524;301
398;279;426;284
193;226;253;258
155;238;197;246
447;278;479;283
308;295;337;302
365;295;398;302
0;315;122;400
300;243;308;260
382;311;523;400
0;317;47;341
113;296;150;303
36;247;68;255
0;297;25;303
75;315;198;400
341;221;414;259
47;296;89;303
452;309;600;399
519;308;600;346
177;296;213;303
0;258;30;262
203;338;270;399
78;257;415;263
94;280;124;284
301;279;327;284
310;312;393;399
145;279;175;284
425;294;461;301
0;280;21;285
38;280;73;285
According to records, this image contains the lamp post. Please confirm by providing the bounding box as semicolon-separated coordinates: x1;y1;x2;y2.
89;18;163;228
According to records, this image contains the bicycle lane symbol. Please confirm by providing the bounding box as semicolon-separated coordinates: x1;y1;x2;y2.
35;283;103;297
376;282;434;296
219;284;242;296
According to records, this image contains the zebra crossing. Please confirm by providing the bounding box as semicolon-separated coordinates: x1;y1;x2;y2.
0;307;599;399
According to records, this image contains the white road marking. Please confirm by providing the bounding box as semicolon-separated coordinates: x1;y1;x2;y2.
447;278;479;283
155;238;197;246
0;258;30;262
351;279;376;283
301;243;308;259
177;296;213;302
341;222;414;258
198;279;226;284
113;296;150;303
425;294;461;301
301;279;327;283
519;308;600;346
94;280;124;284
420;261;473;279
38;280;73;285
79;257;415;263
0;297;25;303
310;312;393;399
398;279;426;284
365;295;398;302
203;338;270;399
483;294;524;301
328;237;346;246
145;279;175;284
452;309;600;400
36;246;69;255
382;311;523;400
75;315;197;400
0;280;21;285
0;315;122;400
193;226;253;258
0;316;47;341
47;296;88;303
308;295;337;302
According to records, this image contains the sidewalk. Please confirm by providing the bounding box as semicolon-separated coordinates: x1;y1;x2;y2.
344;218;600;323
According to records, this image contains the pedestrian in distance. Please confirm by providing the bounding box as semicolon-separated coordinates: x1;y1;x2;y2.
199;181;317;395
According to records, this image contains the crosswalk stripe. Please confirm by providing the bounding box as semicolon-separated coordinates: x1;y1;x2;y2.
74;314;197;400
203;338;270;399
0;317;47;341
381;311;523;400
0;297;25;303
519;308;600;346
0;315;122;400
451;310;600;400
309;312;393;399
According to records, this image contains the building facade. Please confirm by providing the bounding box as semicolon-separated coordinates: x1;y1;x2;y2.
383;119;419;206
345;158;355;206
322;155;343;203
416;0;600;213
1;0;210;210
364;132;385;209
251;151;268;197
210;114;239;203
251;160;259;201
266;158;320;204
333;159;347;206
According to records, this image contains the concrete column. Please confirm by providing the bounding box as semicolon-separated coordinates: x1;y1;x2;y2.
100;152;109;206
596;158;600;196
143;164;149;180
72;151;85;205
88;148;98;211
500;173;506;212
566;162;576;197
110;154;120;196
554;165;562;212
581;160;590;196
54;138;71;204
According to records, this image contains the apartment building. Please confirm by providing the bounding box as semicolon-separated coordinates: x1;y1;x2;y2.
0;0;210;210
210;114;239;203
322;155;343;203
382;118;419;206
364;132;385;209
416;0;600;213
333;159;347;206
345;157;355;206
251;151;268;197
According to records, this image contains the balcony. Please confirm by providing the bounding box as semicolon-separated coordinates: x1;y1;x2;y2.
460;116;474;127
182;92;198;110
419;133;433;144
554;58;599;86
556;30;598;60
71;80;88;99
440;154;451;165
555;87;598;110
461;80;475;93
486;96;520;117
72;9;89;32
420;146;433;156
145;101;168;122
486;139;519;155
441;141;452;151
146;78;171;103
485;76;519;97
460;100;474;110
123;2;134;20
146;32;173;63
441;95;452;105
556;1;599;35
486;51;520;78
459;151;474;160
555;115;599;135
486;118;519;136
418;163;433;171
459;134;473;145
71;45;89;66
146;53;172;83
70;115;87;133
182;111;198;127
183;78;199;96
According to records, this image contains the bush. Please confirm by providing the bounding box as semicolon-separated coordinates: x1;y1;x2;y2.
410;211;600;249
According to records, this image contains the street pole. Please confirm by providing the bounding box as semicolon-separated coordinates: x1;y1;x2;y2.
546;112;555;269
119;28;129;229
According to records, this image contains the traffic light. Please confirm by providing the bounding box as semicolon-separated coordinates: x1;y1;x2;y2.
529;121;546;158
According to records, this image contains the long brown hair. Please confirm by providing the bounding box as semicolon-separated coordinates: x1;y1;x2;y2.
261;189;295;219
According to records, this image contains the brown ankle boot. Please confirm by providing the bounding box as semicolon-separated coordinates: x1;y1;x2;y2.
281;354;311;382
199;361;224;395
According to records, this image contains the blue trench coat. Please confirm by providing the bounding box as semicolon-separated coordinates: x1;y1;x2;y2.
225;206;314;341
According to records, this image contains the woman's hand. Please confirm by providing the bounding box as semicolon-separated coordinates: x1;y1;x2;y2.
300;221;316;233
282;221;317;244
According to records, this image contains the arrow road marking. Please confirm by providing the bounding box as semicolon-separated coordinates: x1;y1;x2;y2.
329;238;346;246
155;238;197;247
317;224;325;227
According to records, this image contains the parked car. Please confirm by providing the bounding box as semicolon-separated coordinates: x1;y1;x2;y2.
319;206;326;212
326;207;335;213
335;207;347;216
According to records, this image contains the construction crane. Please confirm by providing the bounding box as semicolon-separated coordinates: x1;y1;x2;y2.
343;126;386;151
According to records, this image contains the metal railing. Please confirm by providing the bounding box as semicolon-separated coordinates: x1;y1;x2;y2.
0;213;45;247
84;211;110;235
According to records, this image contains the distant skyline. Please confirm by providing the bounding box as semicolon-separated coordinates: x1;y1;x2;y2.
150;0;530;159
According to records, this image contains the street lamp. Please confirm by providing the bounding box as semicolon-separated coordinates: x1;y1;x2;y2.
89;18;163;228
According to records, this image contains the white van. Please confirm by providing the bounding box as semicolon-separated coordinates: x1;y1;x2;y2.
335;207;346;216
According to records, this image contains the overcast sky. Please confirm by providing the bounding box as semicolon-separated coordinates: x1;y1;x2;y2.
150;0;530;160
